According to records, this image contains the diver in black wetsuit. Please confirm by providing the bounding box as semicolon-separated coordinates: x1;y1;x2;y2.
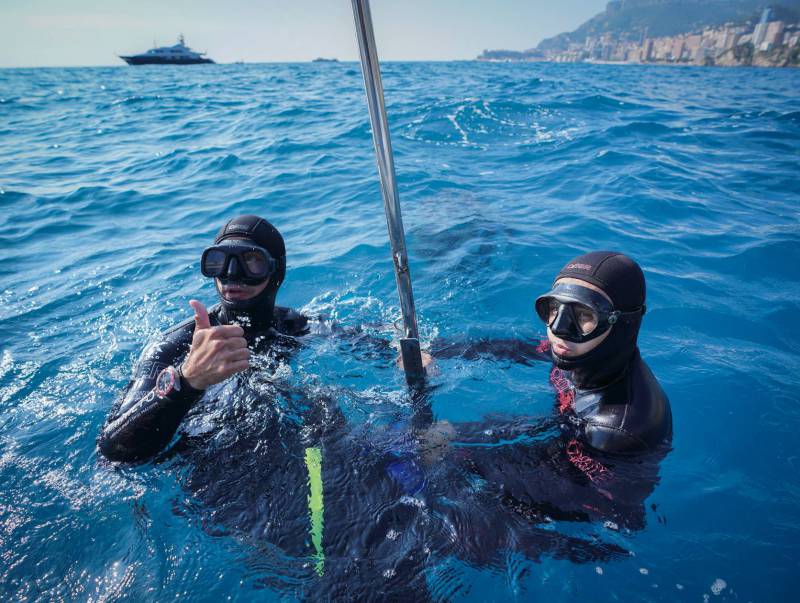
423;251;673;533
95;213;439;597
98;214;310;462
535;250;672;454
434;251;672;453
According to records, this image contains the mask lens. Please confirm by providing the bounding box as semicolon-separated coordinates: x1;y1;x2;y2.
536;284;615;343
547;299;560;325
242;250;268;277
539;298;595;331
536;297;570;327
573;304;599;335
203;249;227;275
535;297;551;324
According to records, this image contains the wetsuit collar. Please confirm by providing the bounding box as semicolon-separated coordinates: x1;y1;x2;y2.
218;304;277;334
563;346;639;390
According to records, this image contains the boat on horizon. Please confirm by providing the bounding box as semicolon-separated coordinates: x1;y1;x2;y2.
119;35;215;65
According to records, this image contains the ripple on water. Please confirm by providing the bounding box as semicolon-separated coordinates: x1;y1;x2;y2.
0;61;798;602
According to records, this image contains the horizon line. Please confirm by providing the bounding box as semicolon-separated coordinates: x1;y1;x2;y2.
1;59;491;69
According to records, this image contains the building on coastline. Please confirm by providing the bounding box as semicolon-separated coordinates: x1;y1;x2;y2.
753;7;773;47
529;5;798;67
478;3;799;68
762;21;786;50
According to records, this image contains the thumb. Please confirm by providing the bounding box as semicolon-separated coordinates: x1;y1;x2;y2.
189;300;211;331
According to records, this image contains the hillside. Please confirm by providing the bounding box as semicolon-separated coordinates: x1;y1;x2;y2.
537;0;800;51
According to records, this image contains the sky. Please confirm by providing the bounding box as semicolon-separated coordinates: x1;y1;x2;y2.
0;0;610;67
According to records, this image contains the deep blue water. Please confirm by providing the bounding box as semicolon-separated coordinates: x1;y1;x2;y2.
1;61;799;601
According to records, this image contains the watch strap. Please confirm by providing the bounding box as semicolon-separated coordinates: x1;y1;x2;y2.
175;364;205;394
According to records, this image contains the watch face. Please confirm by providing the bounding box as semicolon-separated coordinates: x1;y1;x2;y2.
155;367;175;397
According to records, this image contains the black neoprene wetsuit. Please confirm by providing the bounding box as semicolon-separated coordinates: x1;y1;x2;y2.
97;304;309;463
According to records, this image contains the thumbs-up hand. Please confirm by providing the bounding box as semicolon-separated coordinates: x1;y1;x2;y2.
180;300;250;390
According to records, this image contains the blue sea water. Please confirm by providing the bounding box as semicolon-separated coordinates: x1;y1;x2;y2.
1;61;799;601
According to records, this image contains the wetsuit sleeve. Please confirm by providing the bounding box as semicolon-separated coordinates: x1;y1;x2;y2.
448;414;558;445
274;306;311;336
97;323;204;463
307;320;397;362
429;337;552;365
302;314;552;368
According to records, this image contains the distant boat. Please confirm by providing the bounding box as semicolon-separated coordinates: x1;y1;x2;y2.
312;57;339;63
119;35;215;65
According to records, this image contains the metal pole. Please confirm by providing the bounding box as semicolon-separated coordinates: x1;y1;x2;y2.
351;0;424;382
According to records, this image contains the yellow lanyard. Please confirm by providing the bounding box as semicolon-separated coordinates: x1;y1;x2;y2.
304;447;324;576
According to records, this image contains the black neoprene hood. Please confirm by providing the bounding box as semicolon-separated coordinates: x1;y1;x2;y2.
553;251;645;312
212;215;287;326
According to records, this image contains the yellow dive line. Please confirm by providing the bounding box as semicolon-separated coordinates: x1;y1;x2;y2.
304;447;324;576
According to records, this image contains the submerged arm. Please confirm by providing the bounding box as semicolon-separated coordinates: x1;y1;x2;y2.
429;336;552;365
306;318;397;363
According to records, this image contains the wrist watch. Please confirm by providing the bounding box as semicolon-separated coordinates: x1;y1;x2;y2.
155;365;182;397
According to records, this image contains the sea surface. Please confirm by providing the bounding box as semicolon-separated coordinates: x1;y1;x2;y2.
1;61;799;602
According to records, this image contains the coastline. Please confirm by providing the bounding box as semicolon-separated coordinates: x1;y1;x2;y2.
475;57;799;69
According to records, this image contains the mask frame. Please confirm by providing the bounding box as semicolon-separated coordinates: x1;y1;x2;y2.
535;283;645;343
201;241;277;286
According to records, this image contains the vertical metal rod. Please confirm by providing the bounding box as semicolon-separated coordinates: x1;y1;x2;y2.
351;0;424;380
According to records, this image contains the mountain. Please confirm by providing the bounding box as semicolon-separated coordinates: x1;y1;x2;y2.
536;0;800;51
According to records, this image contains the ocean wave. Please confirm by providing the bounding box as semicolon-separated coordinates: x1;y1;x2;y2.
1;61;799;602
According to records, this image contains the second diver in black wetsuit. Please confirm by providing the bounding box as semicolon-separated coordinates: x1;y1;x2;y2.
423;251;673;534
536;250;673;455
433;251;672;453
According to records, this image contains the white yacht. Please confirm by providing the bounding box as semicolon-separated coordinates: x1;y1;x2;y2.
119;35;214;65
